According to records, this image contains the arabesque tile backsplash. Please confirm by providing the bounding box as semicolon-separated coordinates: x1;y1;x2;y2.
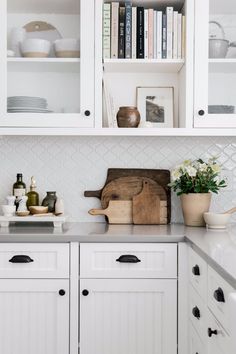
1;136;236;223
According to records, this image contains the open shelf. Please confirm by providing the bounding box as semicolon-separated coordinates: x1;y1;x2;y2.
103;59;185;73
7;58;80;73
209;59;236;73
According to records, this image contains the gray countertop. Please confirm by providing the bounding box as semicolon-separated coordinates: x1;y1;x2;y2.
0;222;236;289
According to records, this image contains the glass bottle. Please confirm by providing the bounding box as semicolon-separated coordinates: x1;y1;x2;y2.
13;173;26;198
42;192;57;213
27;176;39;208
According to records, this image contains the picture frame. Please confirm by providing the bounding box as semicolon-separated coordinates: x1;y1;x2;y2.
136;87;174;128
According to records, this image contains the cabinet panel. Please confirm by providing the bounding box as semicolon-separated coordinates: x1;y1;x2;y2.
80;278;177;354
207;309;230;354
189;322;206;354
189;247;207;301
0;279;69;354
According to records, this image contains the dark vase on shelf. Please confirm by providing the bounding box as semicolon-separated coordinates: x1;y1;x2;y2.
42;191;57;213
116;106;141;128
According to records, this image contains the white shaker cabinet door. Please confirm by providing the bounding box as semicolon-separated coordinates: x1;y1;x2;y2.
0;279;69;354
80;278;177;354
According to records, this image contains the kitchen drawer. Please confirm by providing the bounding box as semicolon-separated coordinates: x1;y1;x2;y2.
80;243;177;278
0;244;69;278
189;283;207;342
189;321;206;354
207;309;230;354
189;247;207;300
207;266;234;334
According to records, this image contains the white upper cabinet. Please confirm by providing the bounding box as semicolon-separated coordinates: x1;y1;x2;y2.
0;0;95;128
194;0;236;128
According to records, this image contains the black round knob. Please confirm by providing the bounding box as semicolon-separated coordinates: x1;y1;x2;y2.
59;289;66;296
84;110;91;117
192;306;201;319
82;289;89;296
208;328;218;337
198;110;205;116
214;287;225;303
192;265;200;276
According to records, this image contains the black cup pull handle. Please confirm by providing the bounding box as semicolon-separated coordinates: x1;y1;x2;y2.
192;265;200;276
192;306;201;319
213;287;225;303
9;255;34;263
116;255;141;263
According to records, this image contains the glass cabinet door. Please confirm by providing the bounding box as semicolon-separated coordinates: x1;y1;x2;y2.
194;0;236;128
0;0;94;128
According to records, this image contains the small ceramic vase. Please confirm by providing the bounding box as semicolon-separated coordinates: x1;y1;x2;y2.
116;107;141;128
55;198;64;215
6;196;16;206
42;192;57;213
17;196;28;212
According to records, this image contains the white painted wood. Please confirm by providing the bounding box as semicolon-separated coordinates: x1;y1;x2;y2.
178;242;189;354
207;309;230;354
209;59;236;73
0;279;69;354
189;283;208;343
103;59;185;73
70;242;79;354
0;0;7;118
80;243;177;279
8;0;80;14
0;215;66;228
207;265;234;334
189;247;208;301
189;322;206;354
80;278;177;354
228;292;236;353
0;243;69;278
94;0;103;128
8;58;80;73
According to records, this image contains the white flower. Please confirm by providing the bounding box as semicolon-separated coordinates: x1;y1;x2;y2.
171;168;182;181
211;164;221;174
198;163;208;172
183;159;192;166
185;166;197;177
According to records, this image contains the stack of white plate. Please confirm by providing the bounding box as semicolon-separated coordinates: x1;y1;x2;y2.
7;96;52;113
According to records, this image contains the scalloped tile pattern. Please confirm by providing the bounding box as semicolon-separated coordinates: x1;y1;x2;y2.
0;136;236;223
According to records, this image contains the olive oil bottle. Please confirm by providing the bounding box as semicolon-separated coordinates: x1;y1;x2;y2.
13;173;26;198
27;176;39;208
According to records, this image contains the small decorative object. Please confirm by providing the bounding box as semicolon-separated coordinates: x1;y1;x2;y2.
17;196;28;212
1;205;16;217
55;198;64;215
209;21;236;58
137;87;174;128
42;191;57;212
169;158;227;226
6;196;16;206
116;106;140;128
29;206;48;215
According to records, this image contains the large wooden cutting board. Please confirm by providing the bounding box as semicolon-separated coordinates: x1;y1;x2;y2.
84;168;171;223
89;200;133;224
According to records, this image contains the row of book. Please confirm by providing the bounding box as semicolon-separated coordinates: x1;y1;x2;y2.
103;2;185;60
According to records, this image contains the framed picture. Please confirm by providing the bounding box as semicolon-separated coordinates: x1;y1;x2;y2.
136;87;174;128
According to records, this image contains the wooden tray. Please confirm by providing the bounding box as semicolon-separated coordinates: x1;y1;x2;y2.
0;215;66;228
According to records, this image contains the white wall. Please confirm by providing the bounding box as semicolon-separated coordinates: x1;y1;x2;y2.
0;136;235;223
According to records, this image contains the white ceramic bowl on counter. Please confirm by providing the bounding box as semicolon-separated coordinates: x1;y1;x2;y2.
1;205;16;217
20;39;51;58
203;212;231;229
54;38;80;58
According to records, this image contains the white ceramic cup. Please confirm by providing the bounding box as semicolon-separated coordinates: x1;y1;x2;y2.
1;205;16;217
10;27;26;57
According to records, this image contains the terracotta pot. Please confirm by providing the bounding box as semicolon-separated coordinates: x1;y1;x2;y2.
116;106;140;128
180;193;211;227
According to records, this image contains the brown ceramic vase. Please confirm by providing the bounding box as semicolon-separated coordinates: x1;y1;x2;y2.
116;106;141;128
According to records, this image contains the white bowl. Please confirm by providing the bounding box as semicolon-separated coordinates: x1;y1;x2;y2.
20;39;51;58
1;205;16;217
203;212;231;229
54;38;80;58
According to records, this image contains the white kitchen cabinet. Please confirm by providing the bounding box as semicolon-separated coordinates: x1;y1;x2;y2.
80;278;177;354
194;0;236;128
0;0;95;128
0;279;69;354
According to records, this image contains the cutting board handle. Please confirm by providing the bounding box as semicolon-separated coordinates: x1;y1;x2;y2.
89;208;107;216
84;190;102;198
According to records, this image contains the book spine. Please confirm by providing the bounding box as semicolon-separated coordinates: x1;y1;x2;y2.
153;11;157;59
173;11;178;59
144;9;149;59
182;15;186;58
132;7;137;59
148;9;154;59
136;7;144;59
125;2;132;59
118;7;125;58
177;13;182;59
166;7;173;59
157;11;162;59
111;2;119;58
103;3;111;59
162;14;167;59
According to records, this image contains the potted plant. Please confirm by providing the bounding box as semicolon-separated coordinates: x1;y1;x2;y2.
169;158;226;226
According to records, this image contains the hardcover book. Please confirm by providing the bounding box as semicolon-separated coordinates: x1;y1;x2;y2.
118;6;125;58
137;7;144;58
125;2;132;59
111;2;119;58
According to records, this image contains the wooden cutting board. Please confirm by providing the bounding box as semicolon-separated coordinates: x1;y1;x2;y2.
101;176;167;208
89;200;132;224
84;168;171;223
132;180;167;225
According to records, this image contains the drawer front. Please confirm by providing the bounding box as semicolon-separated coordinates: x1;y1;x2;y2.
207;266;234;334
189;283;207;342
189;247;207;300
80;243;177;278
189;322;206;354
207;309;230;354
0;244;69;278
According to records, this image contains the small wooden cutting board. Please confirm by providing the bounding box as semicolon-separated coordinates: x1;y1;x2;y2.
133;180;163;225
89;200;132;224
